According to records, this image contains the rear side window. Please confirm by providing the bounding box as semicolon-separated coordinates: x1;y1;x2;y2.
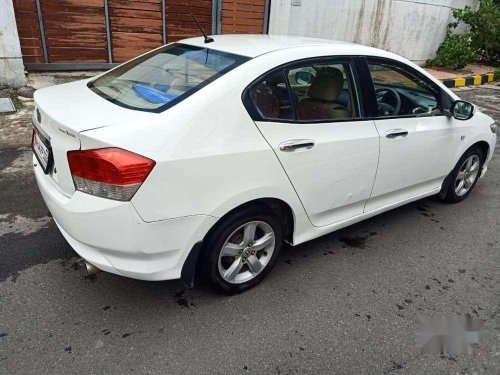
246;59;360;122
88;44;249;113
287;61;358;121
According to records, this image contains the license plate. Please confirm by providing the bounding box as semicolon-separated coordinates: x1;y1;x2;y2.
32;129;52;174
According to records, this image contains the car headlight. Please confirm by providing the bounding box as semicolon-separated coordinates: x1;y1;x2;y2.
491;123;498;134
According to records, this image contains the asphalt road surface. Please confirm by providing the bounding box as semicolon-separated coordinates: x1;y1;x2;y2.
1;82;499;374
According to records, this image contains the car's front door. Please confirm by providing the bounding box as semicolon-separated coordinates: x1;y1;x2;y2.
246;58;380;227
362;58;458;212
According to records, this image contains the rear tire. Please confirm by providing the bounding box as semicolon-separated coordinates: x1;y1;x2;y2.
439;147;484;203
200;205;283;294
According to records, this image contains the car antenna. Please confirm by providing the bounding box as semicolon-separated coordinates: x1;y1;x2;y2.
191;14;214;43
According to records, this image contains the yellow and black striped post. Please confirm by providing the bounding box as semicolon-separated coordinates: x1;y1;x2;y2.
442;73;495;88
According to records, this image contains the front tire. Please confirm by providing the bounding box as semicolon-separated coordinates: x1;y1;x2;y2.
201;205;283;294
439;147;484;203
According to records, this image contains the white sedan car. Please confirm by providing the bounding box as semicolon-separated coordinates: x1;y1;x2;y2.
32;35;497;293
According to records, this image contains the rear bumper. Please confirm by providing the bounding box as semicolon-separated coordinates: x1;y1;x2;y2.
34;156;217;281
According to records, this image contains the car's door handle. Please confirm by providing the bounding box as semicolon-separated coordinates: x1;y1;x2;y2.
386;129;409;139
279;139;315;152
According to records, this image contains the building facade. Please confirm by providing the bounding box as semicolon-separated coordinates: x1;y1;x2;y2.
269;0;478;65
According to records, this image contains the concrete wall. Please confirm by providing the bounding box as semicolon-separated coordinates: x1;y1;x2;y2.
0;0;26;88
269;0;478;65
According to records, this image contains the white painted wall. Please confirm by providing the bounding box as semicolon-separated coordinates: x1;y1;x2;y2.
0;0;26;88
269;0;478;65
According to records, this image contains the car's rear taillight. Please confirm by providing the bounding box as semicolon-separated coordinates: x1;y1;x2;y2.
67;148;155;201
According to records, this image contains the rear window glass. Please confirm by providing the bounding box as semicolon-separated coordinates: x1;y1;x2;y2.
88;43;249;113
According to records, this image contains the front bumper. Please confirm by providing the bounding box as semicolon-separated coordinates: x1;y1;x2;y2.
481;132;498;178
34;156;217;281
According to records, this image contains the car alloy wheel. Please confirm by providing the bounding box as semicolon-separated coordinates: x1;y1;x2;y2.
454;154;480;197
217;221;276;284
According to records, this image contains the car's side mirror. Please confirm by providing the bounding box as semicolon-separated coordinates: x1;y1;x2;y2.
295;71;315;85
451;100;475;121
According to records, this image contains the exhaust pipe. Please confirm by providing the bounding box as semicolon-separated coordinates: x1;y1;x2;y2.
82;260;101;276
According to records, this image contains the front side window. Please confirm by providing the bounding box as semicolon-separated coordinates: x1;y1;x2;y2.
367;61;443;118
88;44;249;112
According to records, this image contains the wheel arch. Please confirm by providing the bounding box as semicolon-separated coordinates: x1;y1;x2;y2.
470;140;490;161
449;138;491;174
180;197;297;288
205;197;296;245
440;139;491;201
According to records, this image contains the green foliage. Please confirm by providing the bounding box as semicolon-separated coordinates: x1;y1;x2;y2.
495;68;500;80
426;34;476;70
427;0;500;69
452;0;500;63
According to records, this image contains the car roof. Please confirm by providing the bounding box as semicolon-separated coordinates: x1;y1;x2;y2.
180;34;384;58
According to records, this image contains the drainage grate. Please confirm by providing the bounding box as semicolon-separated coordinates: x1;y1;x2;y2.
0;97;16;113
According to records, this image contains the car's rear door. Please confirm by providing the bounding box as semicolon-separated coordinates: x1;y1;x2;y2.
246;57;380;227
359;58;458;212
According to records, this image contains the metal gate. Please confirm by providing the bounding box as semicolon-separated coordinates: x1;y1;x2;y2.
13;0;270;71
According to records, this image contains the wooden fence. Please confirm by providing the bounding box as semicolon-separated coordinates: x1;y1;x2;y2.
13;0;270;69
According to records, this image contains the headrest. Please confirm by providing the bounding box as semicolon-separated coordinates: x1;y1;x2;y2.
167;78;188;96
307;67;344;102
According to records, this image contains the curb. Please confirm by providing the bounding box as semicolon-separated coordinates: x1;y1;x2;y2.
442;72;495;88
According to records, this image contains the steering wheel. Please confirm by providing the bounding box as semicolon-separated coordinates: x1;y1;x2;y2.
375;88;401;116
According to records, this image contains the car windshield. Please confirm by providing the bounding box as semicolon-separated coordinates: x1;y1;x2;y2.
88;43;249;112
